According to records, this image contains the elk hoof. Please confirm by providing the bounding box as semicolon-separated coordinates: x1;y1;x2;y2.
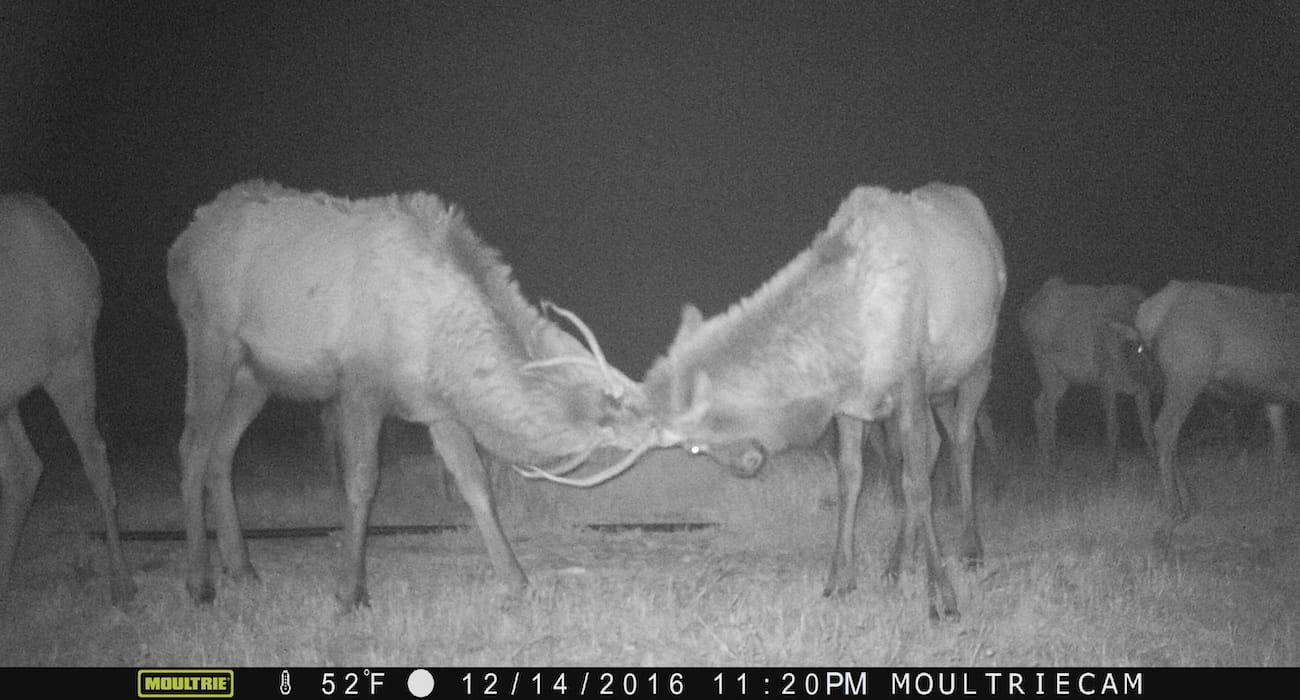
111;577;139;606
821;579;857;598
959;537;985;570
188;579;216;605
336;587;371;612
929;604;961;623
227;564;260;583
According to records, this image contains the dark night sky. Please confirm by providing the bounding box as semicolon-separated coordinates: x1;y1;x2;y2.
3;2;1298;446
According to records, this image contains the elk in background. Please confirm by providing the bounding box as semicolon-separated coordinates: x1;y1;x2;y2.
1020;277;1159;473
1112;281;1300;526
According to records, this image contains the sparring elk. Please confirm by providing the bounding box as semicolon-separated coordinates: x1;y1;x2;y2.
522;184;1007;621
1019;278;1158;473
1113;281;1300;525
167;180;652;609
0;194;135;604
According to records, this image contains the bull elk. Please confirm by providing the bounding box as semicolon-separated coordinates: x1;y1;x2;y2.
0;194;135;604
521;184;1007;621
167;180;652;609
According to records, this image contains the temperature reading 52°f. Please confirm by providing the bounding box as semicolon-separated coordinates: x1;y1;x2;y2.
321;670;386;696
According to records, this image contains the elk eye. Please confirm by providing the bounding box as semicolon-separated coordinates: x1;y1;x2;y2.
688;444;707;456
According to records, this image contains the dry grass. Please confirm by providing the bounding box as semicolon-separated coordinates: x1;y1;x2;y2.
2;425;1298;667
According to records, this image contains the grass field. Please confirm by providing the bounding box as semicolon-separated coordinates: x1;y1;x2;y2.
1;417;1298;667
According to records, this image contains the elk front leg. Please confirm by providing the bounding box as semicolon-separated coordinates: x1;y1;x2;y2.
824;415;865;596
430;420;527;590
334;396;383;610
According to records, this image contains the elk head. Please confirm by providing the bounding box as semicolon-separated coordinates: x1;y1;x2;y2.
1107;320;1163;394
640;305;834;479
510;301;662;487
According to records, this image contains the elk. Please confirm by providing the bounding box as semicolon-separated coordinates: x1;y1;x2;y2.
1113;280;1300;525
1019;278;1159;473
167;180;653;609
0;194;135;604
522;184;1007;621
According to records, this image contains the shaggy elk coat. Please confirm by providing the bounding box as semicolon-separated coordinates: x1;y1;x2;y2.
0;194;135;604
638;184;1006;620
167;180;648;608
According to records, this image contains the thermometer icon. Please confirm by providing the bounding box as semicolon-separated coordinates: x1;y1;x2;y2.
280;670;292;695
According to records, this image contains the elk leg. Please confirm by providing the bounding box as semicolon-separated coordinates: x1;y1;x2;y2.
1101;385;1121;476
1134;388;1157;471
429;420;526;589
1266;403;1289;469
888;382;958;621
333;394;382;610
0;411;42;599
975;403;1000;479
870;420;904;505
825;414;864;596
178;334;237;604
319;402;341;489
863;422;890;495
1153;386;1198;527
44;350;136;604
1032;367;1066;467
203;363;268;585
938;374;987;570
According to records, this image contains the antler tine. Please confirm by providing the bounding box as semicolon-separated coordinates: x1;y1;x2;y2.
514;439;601;478
512;438;656;488
541;300;624;399
520;355;604;374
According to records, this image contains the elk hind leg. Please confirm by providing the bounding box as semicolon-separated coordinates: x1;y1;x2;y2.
888;389;958;621
937;386;986;570
0;411;42;599
202;363;269;585
44;350;136;604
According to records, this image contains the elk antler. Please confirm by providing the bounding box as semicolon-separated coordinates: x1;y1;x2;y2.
525;300;627;399
516;438;601;478
512;436;657;488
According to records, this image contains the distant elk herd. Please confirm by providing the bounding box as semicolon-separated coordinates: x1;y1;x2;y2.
1;182;1296;619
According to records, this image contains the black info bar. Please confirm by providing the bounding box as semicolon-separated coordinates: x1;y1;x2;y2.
0;667;1287;699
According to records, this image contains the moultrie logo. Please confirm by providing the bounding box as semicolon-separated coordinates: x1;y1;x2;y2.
137;669;234;698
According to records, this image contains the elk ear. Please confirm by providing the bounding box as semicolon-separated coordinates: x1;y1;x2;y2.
676;370;713;427
672;304;704;347
690;370;712;405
